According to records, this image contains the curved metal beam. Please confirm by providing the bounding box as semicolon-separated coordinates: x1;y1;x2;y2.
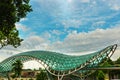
0;44;117;77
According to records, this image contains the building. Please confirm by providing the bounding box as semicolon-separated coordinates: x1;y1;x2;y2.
0;69;40;80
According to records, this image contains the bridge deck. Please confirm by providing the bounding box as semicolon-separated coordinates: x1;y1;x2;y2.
82;66;120;70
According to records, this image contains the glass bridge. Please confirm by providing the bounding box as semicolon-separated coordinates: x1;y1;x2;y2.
0;44;117;80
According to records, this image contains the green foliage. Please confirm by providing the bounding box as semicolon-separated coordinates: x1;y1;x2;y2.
115;57;120;64
12;60;23;77
102;61;111;73
102;61;111;67
87;70;105;80
107;58;114;65
100;58;114;65
0;0;32;48
97;70;105;80
36;70;48;80
89;58;114;79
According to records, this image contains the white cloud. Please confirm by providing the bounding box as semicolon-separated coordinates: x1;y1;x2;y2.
18;36;51;51
0;35;51;62
30;0;120;30
62;19;82;28
0;55;8;62
0;26;120;65
51;27;120;60
16;23;30;32
20;18;28;22
91;21;106;29
112;5;120;11
81;0;90;3
1;0;120;69
92;21;105;26
111;47;120;61
41;31;51;39
104;0;120;11
50;30;64;36
67;0;73;3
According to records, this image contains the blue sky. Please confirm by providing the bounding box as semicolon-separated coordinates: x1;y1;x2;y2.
19;0;119;36
18;0;120;41
0;0;120;69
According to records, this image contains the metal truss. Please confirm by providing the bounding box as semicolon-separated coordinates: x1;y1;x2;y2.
0;44;117;80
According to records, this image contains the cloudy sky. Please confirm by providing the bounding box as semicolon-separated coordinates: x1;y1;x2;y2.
0;0;120;69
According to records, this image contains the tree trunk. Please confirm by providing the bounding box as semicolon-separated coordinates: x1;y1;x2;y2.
7;72;11;80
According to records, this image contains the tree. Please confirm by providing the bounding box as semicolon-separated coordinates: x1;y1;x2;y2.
12;60;23;77
36;70;48;80
115;57;120;64
0;0;32;48
102;61;111;73
97;70;105;80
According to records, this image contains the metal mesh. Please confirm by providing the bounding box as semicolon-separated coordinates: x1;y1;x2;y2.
0;44;117;75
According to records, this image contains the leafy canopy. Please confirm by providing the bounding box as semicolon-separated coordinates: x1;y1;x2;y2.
115;57;120;64
0;0;32;48
36;70;48;80
12;60;23;77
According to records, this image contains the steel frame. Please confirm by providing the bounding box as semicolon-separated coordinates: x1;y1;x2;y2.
0;44;117;80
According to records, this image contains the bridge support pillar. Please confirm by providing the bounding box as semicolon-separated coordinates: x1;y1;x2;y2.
57;75;64;80
79;76;85;80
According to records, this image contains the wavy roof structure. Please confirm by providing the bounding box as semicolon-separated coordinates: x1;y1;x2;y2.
0;44;117;77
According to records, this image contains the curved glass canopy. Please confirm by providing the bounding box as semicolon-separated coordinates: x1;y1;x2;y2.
0;44;117;76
